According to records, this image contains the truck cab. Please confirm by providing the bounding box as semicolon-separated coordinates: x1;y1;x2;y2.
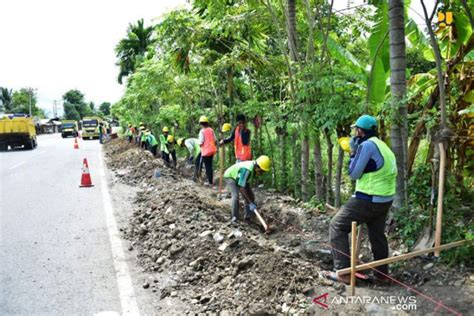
61;120;79;138
81;116;103;140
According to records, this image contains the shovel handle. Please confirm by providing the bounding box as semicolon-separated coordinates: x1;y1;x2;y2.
254;209;268;231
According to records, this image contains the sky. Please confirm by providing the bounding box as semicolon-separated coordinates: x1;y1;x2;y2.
1;0;432;118
0;0;188;117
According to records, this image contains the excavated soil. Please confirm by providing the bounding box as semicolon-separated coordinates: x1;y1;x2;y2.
104;139;473;315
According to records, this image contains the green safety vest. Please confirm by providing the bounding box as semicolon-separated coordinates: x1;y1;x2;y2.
224;160;255;181
148;134;158;146
141;132;146;142
355;137;397;196
126;129;132;136
160;134;169;153
191;142;200;158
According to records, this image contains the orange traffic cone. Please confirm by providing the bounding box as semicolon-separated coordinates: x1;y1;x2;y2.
74;137;79;149
79;158;94;187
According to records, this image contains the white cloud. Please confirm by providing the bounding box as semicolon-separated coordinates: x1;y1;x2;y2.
0;0;187;116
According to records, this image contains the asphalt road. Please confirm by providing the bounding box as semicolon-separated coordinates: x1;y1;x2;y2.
0;134;136;315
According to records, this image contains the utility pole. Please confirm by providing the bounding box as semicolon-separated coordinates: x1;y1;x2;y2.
28;88;37;117
53;100;58;118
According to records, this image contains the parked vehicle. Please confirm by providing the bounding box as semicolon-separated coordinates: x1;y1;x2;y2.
61;120;79;138
0;116;37;151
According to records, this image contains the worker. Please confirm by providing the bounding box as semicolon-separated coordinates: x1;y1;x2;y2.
178;137;201;180
146;129;159;157
197;116;217;186
98;122;105;144
166;135;177;167
224;155;271;224
323;115;397;285
220;114;251;162
140;126;148;150
126;124;133;143
160;127;170;162
137;123;144;145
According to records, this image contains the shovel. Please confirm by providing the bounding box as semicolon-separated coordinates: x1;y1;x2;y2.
254;208;270;234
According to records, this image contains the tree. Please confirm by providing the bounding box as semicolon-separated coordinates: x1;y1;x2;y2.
99;102;111;116
0;87;13;112
10;88;44;116
62;89;92;119
388;0;408;207
115;19;155;84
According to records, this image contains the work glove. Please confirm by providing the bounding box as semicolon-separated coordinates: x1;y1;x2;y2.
349;136;361;154
248;203;257;212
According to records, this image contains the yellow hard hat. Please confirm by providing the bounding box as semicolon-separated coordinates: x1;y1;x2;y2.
177;138;184;147
199;115;209;123
338;137;351;153
167;135;174;143
221;123;232;132
162;126;169;133
256;155;271;172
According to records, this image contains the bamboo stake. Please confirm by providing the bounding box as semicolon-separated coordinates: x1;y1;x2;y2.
218;146;225;198
434;142;446;257
337;240;469;275
350;221;357;296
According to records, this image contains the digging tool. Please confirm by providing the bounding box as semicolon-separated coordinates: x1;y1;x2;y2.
253;208;270;233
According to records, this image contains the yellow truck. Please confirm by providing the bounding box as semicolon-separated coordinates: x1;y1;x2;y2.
81;116;103;140
61;120;79;138
0;116;38;151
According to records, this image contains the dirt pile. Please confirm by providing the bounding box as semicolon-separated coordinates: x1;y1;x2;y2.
104;138;473;315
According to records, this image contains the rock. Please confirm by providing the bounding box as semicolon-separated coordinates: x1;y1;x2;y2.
191;299;199;304
143;282;150;289
165;206;173;214
423;262;434;270
227;230;242;239
169;223;176;229
365;303;387;314
156;256;165;264
189;257;204;267
237;257;254;270
199;230;213;238
171;291;178;297
219;242;229;252
454;279;464;286
213;233;224;243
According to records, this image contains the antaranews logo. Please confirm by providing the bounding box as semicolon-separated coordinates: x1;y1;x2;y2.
438;11;453;27
312;293;417;311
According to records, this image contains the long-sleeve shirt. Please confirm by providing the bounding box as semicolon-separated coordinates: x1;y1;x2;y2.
348;139;394;203
223;127;251;145
184;138;200;158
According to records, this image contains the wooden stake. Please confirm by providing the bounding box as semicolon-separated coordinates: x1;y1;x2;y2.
350;221;357;296
337;240;468;275
218;146;225;198
434;142;446;257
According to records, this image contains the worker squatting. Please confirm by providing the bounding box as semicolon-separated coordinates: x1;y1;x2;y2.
124;114;397;285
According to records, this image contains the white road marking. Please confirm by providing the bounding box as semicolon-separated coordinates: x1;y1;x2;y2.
9;161;26;170
99;152;140;316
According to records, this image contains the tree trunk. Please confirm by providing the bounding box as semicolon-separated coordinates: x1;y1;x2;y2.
335;146;344;207
279;131;288;192
292;132;300;198
314;133;324;201
388;0;408;208
324;130;333;204
287;0;298;62
301;135;309;201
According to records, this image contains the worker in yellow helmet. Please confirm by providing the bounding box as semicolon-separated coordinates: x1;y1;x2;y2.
146;129;159;157
197;115;217;186
223;155;271;224
160;126;170;162
166;134;177;167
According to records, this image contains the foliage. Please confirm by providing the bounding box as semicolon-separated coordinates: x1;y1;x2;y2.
0;87;13;112
99;102;111;116
394;164;473;265
62;89;93;120
115;19;155;84
8;88;45;117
